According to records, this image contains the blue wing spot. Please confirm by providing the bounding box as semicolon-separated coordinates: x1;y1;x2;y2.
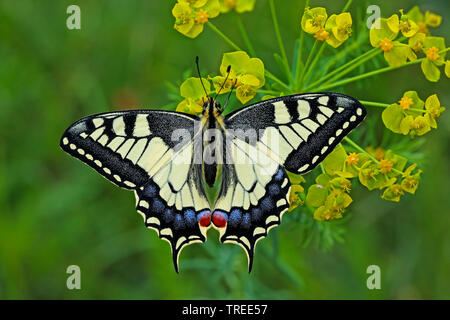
152;199;165;214
268;184;280;196
184;209;196;227
229;209;242;227
274;168;284;181
251;207;262;222
261;198;274;212
240;213;251;229
143;184;157;197
162;208;174;223
174;214;185;230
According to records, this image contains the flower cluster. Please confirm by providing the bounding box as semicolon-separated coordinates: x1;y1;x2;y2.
382;91;445;138
172;0;256;38
211;51;265;103
369;7;448;81
301;7;352;48
306;173;352;221
175;51;265;112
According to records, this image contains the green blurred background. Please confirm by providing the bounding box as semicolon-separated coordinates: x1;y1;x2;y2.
0;0;449;299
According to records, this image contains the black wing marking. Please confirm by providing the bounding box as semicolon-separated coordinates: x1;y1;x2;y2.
225;93;366;174
211;137;291;272
60;110;210;272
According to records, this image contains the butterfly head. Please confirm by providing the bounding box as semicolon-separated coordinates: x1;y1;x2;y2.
202;98;223;117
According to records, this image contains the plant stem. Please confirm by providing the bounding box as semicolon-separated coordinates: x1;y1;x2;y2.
305;47;379;91
207;21;292;92
269;0;289;70
361;100;428;113
302;42;327;89
257;89;280;95
266;71;292;91
320;34;368;75
343;137;377;161
207;21;241;51
316;45;450;92
341;0;353;12
295;0;310;86
298;39;318;88
316;57;421;91
320;48;381;87
236;16;256;57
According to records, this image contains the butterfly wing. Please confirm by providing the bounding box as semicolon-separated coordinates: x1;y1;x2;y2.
212;137;291;272
225;92;366;174
60;110;210;272
215;93;366;270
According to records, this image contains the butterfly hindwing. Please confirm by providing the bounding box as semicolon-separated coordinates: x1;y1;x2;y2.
225;93;367;174
212;137;291;272
60;110;210;272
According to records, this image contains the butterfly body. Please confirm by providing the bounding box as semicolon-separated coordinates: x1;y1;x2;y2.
61;92;366;272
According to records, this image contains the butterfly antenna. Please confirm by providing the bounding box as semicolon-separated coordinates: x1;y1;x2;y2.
222;79;237;111
195;56;209;99
214;65;232;99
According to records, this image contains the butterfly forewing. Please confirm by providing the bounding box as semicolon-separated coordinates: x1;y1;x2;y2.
225;93;367;174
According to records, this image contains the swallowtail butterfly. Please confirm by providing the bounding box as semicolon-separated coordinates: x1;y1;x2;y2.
61;63;366;272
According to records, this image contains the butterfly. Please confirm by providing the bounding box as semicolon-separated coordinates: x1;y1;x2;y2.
60;60;366;273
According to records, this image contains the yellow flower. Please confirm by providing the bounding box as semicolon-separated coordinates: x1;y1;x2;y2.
399;96;413;110
424;11;442;27
398;9;419;38
219;0;255;13
370;14;416;67
172;0;220;38
288;185;304;212
446;60;450;78
176;98;203;115
382;184;404;202
325;12;352;48
176;77;211;115
410;115;431;137
370;14;399;48
408;32;426;52
384;42;417;67
345;152;359;166
407;6;442;33
173;2;195;36
426;47;440;61
301;7;327;34
424;94;445;128
211;51;265;104
314;28;329;41
195;9;209;24
367;146;386;161
379;38;393;52
378;159;393;174
421;36;446;82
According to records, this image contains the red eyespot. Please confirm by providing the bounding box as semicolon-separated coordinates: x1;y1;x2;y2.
198;211;211;227
212;211;227;228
